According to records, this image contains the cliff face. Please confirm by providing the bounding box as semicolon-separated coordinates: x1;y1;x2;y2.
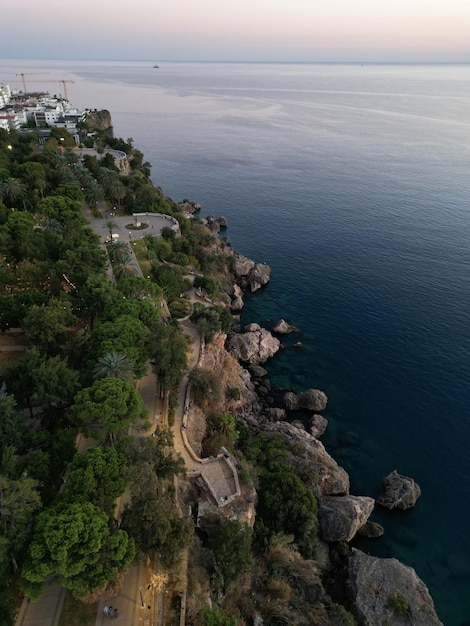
86;109;113;133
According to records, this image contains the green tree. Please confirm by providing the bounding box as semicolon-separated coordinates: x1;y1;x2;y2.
124;428;186;480
71;377;143;442
188;368;220;408
93;352;135;383
104;219;119;240
208;519;253;585
121;465;191;566
0;178;27;209
21;501;135;600
0;476;42;568
151;264;188;300
201;606;238;626
117;276;161;301
151;322;188;395
77;274;119;329
65;446;127;514
2;347;79;419
1;210;35;262
0;394;26;460
22;297;75;353
90;314;151;375
37;195;84;224
257;471;318;559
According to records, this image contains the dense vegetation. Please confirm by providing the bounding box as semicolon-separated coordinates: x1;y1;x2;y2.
0;126;199;619
0;124;354;626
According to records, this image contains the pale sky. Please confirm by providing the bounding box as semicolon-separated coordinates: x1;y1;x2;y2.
2;0;469;62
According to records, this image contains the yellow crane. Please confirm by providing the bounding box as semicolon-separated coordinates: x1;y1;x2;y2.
15;72;48;93
26;80;75;100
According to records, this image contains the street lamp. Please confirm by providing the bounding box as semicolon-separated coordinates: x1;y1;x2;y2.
138;584;151;610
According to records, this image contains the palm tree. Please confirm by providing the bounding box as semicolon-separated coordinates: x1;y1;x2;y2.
83;180;104;206
0;178;27;209
104;220;119;240
108;240;129;263
93;352;134;383
114;256;137;281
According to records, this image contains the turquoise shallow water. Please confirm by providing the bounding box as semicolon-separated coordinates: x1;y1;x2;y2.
3;59;470;624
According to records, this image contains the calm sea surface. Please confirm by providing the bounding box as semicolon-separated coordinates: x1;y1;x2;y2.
3;59;470;625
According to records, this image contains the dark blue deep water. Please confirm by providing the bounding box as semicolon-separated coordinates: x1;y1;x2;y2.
3;59;470;624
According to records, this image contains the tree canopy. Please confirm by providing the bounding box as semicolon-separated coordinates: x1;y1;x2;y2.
71;377;143;442
21;501;135;599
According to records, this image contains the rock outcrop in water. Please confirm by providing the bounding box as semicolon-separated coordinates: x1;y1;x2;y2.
283;388;328;412
349;549;443;625
377;469;422;510
226;323;280;364
272;318;299;334
319;495;375;542
193;236;440;624
230;251;271;292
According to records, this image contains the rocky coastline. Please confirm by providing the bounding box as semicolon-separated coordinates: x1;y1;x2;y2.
194;211;442;624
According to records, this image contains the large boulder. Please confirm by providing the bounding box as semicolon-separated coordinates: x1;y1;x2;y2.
284;389;328;413
232;252;255;278
226;327;281;365
272;319;299;334
377;470;421;510
349;549;443;625
230;295;244;311
357;521;385;538
319;495;375;542
248;263;271;292
298;389;328;412
205;215;227;233
309;414;328;438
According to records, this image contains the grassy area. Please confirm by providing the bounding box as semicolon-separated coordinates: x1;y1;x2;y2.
58;592;99;626
132;239;152;276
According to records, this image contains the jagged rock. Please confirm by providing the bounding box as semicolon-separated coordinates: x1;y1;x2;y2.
244;322;261;332
232;252;255;277
230;296;244;311
349;549;443;625
86;109;113;131
283;391;299;410
227;327;280;365
357;521;385;538
309;414;328;438
298;389;328;412
257;421;350;496
291;420;305;431
263;408;286;422
272;319;299;334
232;283;244;298
377;470;421;510
294;341;303;348
177;199;201;215
248;263;271;292
249;365;268;378
205;215;227;232
319;495;375;542
284;389;328;412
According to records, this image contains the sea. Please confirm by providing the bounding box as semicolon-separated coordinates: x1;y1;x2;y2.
2;59;470;625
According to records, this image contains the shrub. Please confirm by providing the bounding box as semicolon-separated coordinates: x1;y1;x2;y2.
387;591;410;617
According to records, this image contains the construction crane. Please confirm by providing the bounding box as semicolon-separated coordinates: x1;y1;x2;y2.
15;72;48;93
26;80;75;101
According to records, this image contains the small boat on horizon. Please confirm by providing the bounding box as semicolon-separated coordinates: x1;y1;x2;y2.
153;64;159;68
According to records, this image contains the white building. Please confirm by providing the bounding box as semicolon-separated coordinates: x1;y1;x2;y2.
0;83;11;107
